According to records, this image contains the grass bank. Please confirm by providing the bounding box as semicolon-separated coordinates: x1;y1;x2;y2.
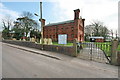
94;42;111;56
117;44;120;51
52;42;73;46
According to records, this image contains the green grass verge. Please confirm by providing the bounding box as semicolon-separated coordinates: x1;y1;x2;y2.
94;42;111;56
52;42;73;46
117;44;120;51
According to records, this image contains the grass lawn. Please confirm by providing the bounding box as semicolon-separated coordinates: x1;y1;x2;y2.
94;42;111;56
117;44;120;51
52;42;73;46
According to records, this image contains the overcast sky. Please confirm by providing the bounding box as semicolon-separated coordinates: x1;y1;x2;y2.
0;0;119;35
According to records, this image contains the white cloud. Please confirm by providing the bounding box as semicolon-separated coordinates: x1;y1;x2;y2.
0;3;19;31
0;0;118;35
52;0;118;33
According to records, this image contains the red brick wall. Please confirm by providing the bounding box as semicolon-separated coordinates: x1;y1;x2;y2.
43;19;84;42
78;19;84;41
43;26;57;41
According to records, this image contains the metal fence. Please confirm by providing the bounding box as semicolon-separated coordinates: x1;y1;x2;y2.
77;42;111;63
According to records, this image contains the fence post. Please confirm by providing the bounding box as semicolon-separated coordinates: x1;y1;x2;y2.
111;39;119;65
90;43;92;60
72;38;78;57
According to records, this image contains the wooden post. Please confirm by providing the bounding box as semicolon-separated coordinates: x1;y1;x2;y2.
73;38;78;57
111;39;119;65
40;2;44;50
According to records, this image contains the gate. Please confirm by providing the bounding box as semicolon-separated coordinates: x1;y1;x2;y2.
78;42;111;63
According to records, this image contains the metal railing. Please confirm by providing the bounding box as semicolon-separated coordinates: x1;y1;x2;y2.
78;42;111;63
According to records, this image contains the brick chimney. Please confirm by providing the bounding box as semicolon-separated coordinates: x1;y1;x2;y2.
74;9;80;20
82;19;85;27
39;19;45;26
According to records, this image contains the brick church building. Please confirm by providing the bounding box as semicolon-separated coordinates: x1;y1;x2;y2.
43;9;85;42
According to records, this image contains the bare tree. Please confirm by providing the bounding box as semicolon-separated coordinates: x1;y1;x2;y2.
2;16;13;30
84;25;94;41
2;16;13;39
85;21;110;40
21;11;33;19
16;12;38;37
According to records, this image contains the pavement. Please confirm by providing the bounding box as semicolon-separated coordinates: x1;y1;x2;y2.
78;42;109;63
78;48;109;63
2;42;118;78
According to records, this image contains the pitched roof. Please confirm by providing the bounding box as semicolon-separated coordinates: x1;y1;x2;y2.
45;20;74;27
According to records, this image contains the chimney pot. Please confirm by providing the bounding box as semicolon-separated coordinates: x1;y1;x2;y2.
74;9;80;20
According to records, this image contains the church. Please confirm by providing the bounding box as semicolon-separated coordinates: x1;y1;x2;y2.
43;9;85;42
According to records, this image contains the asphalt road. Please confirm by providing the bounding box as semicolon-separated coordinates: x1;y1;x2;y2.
2;43;118;78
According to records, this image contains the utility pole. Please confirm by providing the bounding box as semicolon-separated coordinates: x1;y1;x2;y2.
111;30;113;39
116;30;118;39
40;2;43;45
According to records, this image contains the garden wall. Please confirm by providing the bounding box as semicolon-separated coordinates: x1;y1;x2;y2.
2;40;74;56
117;51;120;65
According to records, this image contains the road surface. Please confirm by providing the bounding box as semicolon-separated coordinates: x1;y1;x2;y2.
2;42;118;78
